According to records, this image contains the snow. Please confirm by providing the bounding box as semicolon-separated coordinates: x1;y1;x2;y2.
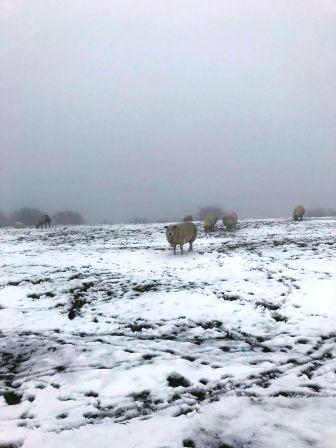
0;218;336;447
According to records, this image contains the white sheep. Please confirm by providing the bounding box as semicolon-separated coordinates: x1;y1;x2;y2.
293;205;305;221
165;221;198;254
203;213;217;232
223;212;238;230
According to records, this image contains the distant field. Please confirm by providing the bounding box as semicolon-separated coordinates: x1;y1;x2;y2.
1;219;336;448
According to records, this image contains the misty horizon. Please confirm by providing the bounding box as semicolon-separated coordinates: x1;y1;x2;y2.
1;1;335;224
2;202;336;225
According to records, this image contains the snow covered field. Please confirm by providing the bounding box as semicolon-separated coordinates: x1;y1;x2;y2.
0;218;336;448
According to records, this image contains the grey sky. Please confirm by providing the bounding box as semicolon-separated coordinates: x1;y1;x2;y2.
1;0;335;222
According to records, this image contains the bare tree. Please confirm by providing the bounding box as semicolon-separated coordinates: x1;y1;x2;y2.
9;208;43;226
0;210;8;227
306;207;336;217
52;211;85;225
198;205;224;220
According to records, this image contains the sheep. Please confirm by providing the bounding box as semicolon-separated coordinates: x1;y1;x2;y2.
165;221;197;254
14;221;25;229
36;214;51;228
293;205;305;222
223;212;238;230
203;213;217;232
183;215;193;222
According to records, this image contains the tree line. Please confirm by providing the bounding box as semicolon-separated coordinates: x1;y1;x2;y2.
128;205;336;225
127;206;226;224
305;208;336;218
0;208;85;227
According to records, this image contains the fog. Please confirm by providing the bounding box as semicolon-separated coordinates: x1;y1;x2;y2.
1;0;335;223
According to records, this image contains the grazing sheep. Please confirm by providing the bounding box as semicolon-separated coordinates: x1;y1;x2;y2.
165;221;197;254
203;213;217;232
223;212;238;230
14;221;25;229
36;214;51;229
293;205;305;222
183;215;193;222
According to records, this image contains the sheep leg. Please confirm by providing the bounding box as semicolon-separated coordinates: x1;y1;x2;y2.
180;244;183;254
188;241;193;251
173;245;176;255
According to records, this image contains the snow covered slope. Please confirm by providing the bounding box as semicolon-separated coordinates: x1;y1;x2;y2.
0;218;335;447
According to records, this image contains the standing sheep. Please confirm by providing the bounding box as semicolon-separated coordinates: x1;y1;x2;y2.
223;212;238;230
165;222;197;254
203;213;217;232
293;205;305;221
14;221;26;229
36;214;51;228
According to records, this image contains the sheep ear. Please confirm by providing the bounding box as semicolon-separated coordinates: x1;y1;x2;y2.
173;225;177;229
